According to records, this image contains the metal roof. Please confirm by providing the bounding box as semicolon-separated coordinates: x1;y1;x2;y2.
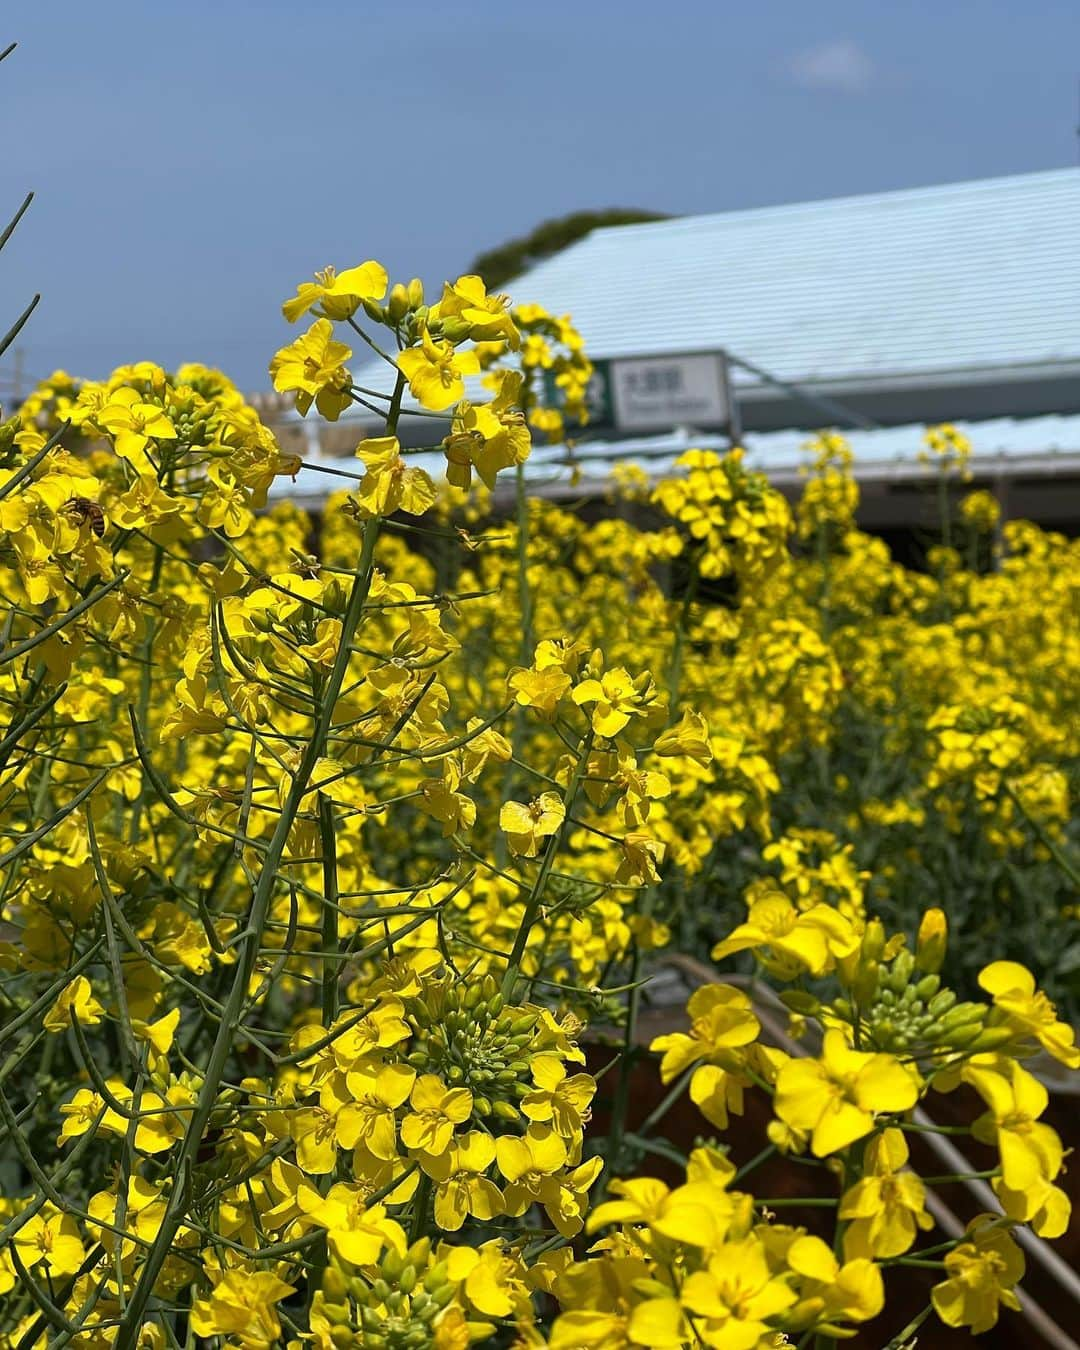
338;168;1080;419
537;413;1080;481
285;168;1080;503
504;168;1080;389
269;412;1080;508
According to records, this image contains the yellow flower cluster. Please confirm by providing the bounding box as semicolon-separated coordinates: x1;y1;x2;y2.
0;251;1077;1350
919;421;974;479
652;448;792;581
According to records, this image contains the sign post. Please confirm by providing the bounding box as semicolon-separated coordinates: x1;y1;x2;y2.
610;352;733;433
545;350;740;441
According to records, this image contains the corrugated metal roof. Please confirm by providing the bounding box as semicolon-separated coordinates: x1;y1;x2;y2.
338;169;1080;418
542;412;1080;477
506;168;1080;386
269;412;1080;507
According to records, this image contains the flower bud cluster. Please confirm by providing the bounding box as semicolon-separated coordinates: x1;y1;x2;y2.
403;975;537;1121
316;1240;459;1350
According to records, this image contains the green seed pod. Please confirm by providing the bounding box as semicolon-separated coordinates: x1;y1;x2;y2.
323;1266;349;1300
468;317;511;343
440;317;472;344
927;989;957;1017
381;1246;405;1281
428;1281;456;1308
888;950;916;992
399;1236;426;1269
0;418;20;457
942;1021;983;1048
779;990;821;1016
940;1001;984;1030
852;959;879;1007
861;918;887;963
969;1024;1017;1052
424;1260;449;1290
387;283;411;324
914;908;948;975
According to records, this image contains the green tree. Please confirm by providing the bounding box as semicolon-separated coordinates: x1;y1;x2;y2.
470;207;670;289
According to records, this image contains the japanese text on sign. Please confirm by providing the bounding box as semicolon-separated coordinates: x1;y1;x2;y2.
610;352;731;431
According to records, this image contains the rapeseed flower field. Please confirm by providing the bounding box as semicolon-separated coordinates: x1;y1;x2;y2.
0;255;1077;1348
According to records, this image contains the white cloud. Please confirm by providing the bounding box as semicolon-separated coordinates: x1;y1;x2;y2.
787;39;876;94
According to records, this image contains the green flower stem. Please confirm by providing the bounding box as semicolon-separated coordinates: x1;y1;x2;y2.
0;419;69;503
667;547;701;708
759;1196;838;1208
0;570;129;669
0;941;104;1050
734;1143;776;1183
1005;782;1080;890
500;727;594;1000
114;502;385;1350
636;1065;694;1138
920;1169;998;1184
882;1303;934;1349
410;1174;433;1243
601;941;642;1185
318;792;340;1026
0;767;109;870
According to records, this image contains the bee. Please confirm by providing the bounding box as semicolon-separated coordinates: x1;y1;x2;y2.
66;496;106;538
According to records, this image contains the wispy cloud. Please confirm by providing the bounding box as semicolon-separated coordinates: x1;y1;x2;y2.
786;39;876;94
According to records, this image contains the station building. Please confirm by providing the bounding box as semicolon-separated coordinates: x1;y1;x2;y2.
274;168;1080;537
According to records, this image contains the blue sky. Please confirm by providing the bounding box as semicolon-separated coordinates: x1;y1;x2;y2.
1;0;1078;392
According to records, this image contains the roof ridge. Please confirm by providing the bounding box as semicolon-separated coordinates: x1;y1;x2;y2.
584;166;1080;242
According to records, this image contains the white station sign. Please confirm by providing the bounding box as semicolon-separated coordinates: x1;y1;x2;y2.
609;352;732;432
